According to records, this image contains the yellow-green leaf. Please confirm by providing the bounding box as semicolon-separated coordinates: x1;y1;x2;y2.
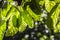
22;10;34;28
45;0;56;12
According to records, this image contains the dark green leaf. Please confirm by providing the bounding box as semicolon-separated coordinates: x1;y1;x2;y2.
47;3;59;31
12;15;17;27
30;0;42;15
17;15;22;27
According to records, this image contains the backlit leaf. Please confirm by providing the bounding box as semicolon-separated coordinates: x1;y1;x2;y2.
22;10;34;28
45;0;56;12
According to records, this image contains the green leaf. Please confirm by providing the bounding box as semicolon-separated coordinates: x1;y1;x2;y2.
8;0;13;2
39;1;44;5
22;10;34;28
5;7;15;21
6;26;18;36
17;15;22;27
18;6;34;28
46;4;59;31
49;4;59;16
6;16;18;36
51;5;60;32
45;0;56;12
12;15;17;27
54;0;60;3
10;6;22;28
47;16;53;30
19;18;27;32
2;4;12;17
57;22;60;31
0;22;6;40
24;0;31;2
6;6;14;17
0;18;5;26
27;6;40;21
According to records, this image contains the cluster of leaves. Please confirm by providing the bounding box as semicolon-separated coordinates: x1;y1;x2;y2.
0;0;60;40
